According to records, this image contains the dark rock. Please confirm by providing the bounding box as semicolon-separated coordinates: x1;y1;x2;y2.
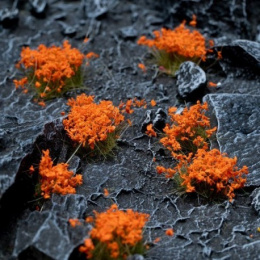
62;26;77;37
251;188;260;215
141;110;152;133
152;108;167;132
215;40;260;65
29;0;48;18
13;194;89;260
119;26;138;39
256;25;260;43
214;40;260;77
0;8;19;28
204;94;260;186
233;40;260;64
0;1;259;259
176;61;206;100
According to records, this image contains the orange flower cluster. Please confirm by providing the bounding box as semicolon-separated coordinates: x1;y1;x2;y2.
79;204;149;259
156;101;248;201
158;149;248;201
14;41;98;105
138;20;207;61
160;101;216;158
63;94;124;149
39;150;83;199
119;98;147;114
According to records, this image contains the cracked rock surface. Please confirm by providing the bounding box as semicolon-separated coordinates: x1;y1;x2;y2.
0;0;259;259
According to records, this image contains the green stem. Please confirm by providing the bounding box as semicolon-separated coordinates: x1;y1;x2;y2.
66;143;82;164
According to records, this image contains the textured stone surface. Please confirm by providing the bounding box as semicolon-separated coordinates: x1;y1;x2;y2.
0;0;259;259
251;188;260;215
13;195;90;260
213;40;260;78
204;94;260;186
176;61;206;100
0;97;67;199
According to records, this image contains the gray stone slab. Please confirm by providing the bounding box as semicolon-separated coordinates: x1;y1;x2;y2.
13;194;89;260
204;94;260;186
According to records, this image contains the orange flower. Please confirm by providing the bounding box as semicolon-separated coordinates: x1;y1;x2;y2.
69;218;82;227
104;188;109;197
63;94;124;150
80;204;149;259
153;237;161;243
83;37;89;43
146;124;157;137
13;77;28;89
39;150;83;199
209;40;214;47
35;81;41;88
86;52;99;59
150;99;157;107
217;51;222;60
86;216;94;223
138;63;146;72
134;98;147;108
79;238;95;259
127;119;133;126
208;81;218;87
38;101;46;107
189;14;197;27
125;99;134;114
165;228;174;236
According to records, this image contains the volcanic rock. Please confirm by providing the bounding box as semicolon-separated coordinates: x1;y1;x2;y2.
176;61;206;100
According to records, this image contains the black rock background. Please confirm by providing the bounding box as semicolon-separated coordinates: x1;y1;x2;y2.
0;0;260;259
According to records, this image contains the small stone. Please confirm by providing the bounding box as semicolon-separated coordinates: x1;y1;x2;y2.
119;26;138;39
141;110;153;133
0;8;19;28
152;108;167;132
176;61;206;100
29;0;48;18
251;188;260;215
59;22;77;37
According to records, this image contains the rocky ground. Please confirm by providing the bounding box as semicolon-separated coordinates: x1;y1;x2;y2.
0;1;259;259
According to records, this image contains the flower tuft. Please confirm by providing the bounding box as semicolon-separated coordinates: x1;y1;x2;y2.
63;94;124;156
39;149;83;199
137;17;210;75
80;204;149;259
14;41;98;104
